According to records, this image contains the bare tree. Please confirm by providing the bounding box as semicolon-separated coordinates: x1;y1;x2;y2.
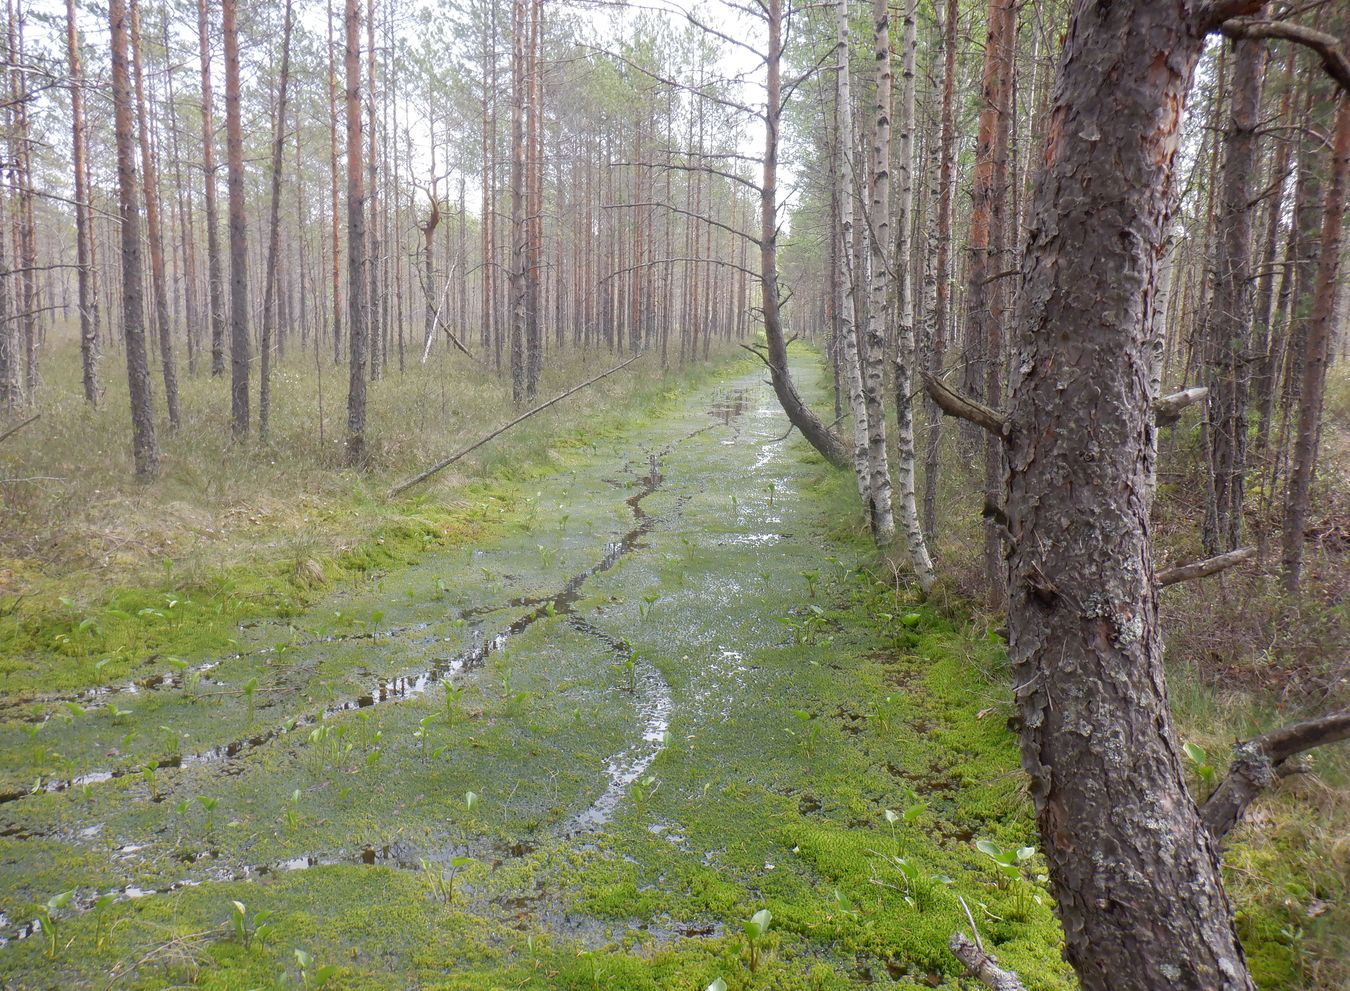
65;0;98;405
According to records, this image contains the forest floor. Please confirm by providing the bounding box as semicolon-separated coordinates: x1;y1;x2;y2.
0;358;1345;990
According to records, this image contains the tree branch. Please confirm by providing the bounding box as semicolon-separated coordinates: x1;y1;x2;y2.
1157;547;1256;587
0;414;40;446
1155;385;1209;427
920;372;1008;437
1220;18;1350;91
949;933;1027;991
1201;709;1350;841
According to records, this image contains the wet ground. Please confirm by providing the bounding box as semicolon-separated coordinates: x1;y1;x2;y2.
0;361;1070;990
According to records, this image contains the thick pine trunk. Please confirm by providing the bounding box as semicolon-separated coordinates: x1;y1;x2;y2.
1004;3;1258;988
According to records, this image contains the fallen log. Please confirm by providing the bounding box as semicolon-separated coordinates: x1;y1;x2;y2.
387;354;643;498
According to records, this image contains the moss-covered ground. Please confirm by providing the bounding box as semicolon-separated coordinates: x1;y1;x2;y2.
0;358;1341;990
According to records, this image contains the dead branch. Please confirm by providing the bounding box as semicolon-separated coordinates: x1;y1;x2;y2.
949;933;1028;991
1201;709;1350;841
388;355;644;498
1220;18;1350;91
1155;385;1209;427
1156;546;1256;587
921;372;1008;437
0;413;39;446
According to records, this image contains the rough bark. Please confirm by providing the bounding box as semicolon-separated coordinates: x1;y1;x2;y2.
1200;709;1350;841
1201;30;1266;555
343;0;369;464
1281;93;1350;591
109;0;160;480
1002;2;1260;988
196;0;225;378
222;0;249;438
130;0;181;431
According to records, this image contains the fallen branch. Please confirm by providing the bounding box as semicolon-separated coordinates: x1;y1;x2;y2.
1201;709;1350;841
1156;546;1255;587
387;354;644;498
1155;386;1209;427
0;413;40;446
921;372;1008;437
949;933;1027;991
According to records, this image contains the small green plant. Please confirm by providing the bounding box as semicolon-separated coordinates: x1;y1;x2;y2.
422;856;476;903
197;795;219;834
285;789;302;831
91;893;115;952
611;652;638;693
638;592;659;619
141;761;161;801
786;709;823;757
1183;741;1217;791
243;677;258;723
294;948;338;990
229;900;275;948
630;774;659;803
742;907;772;972
443;679;465;726
975;838;1044;917
800;569;819;597
34;890;74;961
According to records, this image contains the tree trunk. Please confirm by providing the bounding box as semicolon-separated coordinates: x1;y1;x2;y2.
509;0;527;405
891;0;935;592
833;0;873;503
327;0;343;366
861;0;897;545
130;0;181;431
109;0;160;481
196;0;225;378
761;0;849;469
1002;2;1259;988
1202;31;1266;554
66;0;98;405
343;0;369;464
922;0;958;541
222;0;249;437
259;0;294;442
1281;93;1350;591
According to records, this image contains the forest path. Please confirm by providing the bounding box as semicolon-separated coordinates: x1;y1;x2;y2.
0;358;1065;990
